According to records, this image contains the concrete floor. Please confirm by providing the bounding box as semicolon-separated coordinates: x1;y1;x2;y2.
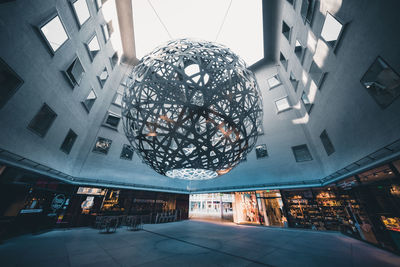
1;220;400;267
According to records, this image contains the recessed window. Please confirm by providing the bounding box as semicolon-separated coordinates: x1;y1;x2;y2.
102;24;110;42
301;91;313;114
320;12;344;50
287;0;295;5
92;137;112;154
360;56;400;109
280;53;288;71
275;97;291;113
309;60;326;88
60;129;78;154
112;92;123;107
103;111;121;130
28;103;57;137
257;121;264;136
82;89;97;112
120;144;134;160
110;52;119;69
107;20;114;36
289;72;299;92
0;58;24;109
295;40;305;62
85;34;100;61
320;130;335;156
39;14;69;53
292;144;313;162
267;75;282;89
282;21;291;42
256;144;268;159
65;57;84;87
98;67;109;88
300;0;315;25
70;0;91;27
95;0;104;11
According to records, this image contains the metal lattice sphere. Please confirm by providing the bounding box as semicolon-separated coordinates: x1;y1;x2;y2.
122;39;263;180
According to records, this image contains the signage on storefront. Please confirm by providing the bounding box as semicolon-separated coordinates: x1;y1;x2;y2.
77;187;106;195
51;194;66;210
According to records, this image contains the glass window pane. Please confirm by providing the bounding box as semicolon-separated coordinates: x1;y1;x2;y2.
92;137;112;154
102;24;109;41
28;103;57;137
83;89;96;112
275;97;290;112
256;144;268;159
120;144;134;160
87;35;100;59
292;144;313;162
0;58;24;109
40;15;68;52
60;129;78;154
321;13;343;47
66;58;84;86
73;0;91;26
267;75;281;89
98;68;109;87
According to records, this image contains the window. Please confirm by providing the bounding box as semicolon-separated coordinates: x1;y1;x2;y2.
290;72;299;92
360;56;400;109
102;24;110;42
112;92;123;107
85;34;100;61
300;0;315;25
60;129;78;154
275;97;291;113
107;20;114;36
28;103;57;137
92;137;112;154
280;52;288;71
267;75;281;89
65;57;84;87
287;0;295;5
103;111;121;130
70;0;90;27
110;52;119;69
320;12;344;50
82;89;97;112
295;40;305;62
309;60;326;88
256;144;268;159
301;91;313;114
282;21;291;42
95;0;104;11
320;130;335;156
292;144;313;162
257;120;264;135
38;13;68;53
98;67;109;88
0;58;24;109
120;144;134;160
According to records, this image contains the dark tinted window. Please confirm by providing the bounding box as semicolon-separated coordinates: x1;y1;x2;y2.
320;130;335;156
28;103;57;137
292;144;313;162
120;144;134;160
0;58;23;109
60;129;78;154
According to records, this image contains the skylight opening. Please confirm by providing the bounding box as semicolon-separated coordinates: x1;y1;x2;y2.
132;0;264;66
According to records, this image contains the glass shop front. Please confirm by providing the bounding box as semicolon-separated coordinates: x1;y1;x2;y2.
232;190;285;227
0;164;189;241
189;193;233;221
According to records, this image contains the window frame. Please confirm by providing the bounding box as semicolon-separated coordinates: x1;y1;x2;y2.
301;90;313;114
85;33;101;61
294;39;305;63
292;144;313;162
267;75;282;90
0;57;24;109
27;103;57;138
69;0;91;28
255;144;269;159
37;11;70;55
101;23;110;43
309;60;327;89
289;72;299;92
97;67;109;88
282;20;292;43
82;88;97;112
280;52;288;71
275;96;292;113
92;136;112;155
320;129;335;156
120;144;134;160
300;0;316;25
60;129;78;154
320;12;346;53
102;111;121;130
64;56;85;88
112;92;123;107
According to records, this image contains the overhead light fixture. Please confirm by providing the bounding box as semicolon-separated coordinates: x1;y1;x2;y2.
122;39;263;180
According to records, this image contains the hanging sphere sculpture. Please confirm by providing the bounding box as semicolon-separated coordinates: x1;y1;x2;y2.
122;39;263;180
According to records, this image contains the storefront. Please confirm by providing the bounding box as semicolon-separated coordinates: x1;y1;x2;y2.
232;190;285;226
189;193;233;221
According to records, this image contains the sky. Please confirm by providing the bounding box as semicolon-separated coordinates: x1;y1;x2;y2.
131;0;264;66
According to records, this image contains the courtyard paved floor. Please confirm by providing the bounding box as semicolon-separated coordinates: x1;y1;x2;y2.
1;220;400;266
